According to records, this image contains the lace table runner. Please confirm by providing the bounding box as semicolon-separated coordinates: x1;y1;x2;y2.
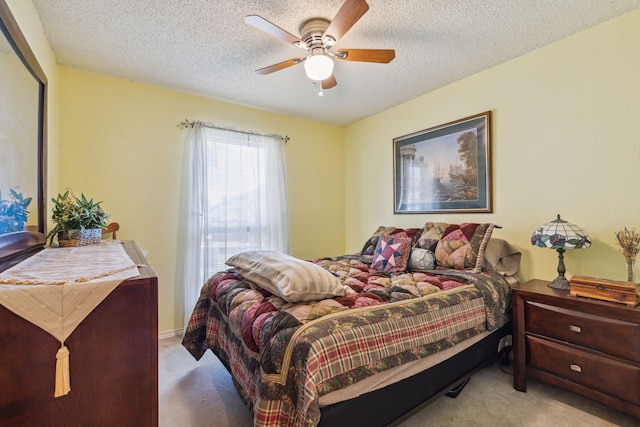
0;241;140;397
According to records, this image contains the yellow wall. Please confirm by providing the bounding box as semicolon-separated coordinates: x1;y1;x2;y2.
344;10;640;284
57;68;345;332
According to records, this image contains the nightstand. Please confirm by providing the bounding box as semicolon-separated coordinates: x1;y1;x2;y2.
512;279;640;419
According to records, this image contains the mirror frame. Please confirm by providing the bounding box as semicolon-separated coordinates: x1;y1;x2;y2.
0;0;47;270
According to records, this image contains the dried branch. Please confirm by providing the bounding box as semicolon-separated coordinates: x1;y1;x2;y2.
615;227;640;262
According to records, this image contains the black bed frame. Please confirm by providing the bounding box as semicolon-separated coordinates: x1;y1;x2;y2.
318;323;511;427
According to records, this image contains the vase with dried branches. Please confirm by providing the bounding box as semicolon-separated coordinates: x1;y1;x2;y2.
615;227;640;282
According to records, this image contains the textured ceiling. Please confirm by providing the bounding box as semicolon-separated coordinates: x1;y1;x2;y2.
30;0;640;126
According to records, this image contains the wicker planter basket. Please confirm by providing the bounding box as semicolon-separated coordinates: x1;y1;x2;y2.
58;228;102;247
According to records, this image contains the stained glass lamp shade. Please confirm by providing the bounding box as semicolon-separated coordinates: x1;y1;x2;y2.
531;215;591;289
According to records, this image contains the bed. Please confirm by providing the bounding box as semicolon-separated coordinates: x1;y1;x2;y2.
182;222;521;427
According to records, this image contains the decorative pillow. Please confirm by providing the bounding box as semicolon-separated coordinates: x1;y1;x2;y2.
360;226;421;255
417;222;495;273
226;250;354;303
408;248;436;271
415;223;448;251
482;238;522;276
360;226;399;255
371;234;412;273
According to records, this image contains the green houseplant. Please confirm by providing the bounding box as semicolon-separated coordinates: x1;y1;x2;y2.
0;188;32;234
47;189;110;246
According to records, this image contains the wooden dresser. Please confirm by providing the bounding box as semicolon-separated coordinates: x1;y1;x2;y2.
0;241;158;426
512;279;640;419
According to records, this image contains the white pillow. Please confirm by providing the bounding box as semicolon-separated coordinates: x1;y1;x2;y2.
408;247;436;271
226;250;354;303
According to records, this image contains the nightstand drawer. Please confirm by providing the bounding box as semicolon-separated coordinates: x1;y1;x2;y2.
527;335;640;406
525;300;640;362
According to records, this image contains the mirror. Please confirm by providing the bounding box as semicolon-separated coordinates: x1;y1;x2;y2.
0;0;47;270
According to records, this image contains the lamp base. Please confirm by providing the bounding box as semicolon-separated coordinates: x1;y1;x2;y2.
548;275;570;290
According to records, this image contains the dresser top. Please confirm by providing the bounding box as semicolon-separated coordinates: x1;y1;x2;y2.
122;240;157;281
514;279;640;321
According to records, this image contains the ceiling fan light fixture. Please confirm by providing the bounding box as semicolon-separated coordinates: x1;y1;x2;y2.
304;51;334;81
247;1;394;89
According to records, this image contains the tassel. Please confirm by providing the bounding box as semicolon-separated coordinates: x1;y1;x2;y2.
54;344;71;397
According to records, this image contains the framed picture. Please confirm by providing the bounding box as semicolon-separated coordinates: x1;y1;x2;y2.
393;111;492;214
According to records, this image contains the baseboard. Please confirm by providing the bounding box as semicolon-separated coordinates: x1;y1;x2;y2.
158;329;182;340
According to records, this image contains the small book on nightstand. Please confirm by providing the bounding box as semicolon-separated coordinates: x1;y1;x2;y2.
569;275;640;306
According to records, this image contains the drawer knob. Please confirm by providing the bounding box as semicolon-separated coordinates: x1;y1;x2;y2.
570;364;582;373
569;325;581;333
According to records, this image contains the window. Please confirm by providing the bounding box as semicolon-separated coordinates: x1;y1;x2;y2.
180;124;289;325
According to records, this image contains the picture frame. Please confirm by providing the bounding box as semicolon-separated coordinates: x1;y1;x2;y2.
393;111;492;214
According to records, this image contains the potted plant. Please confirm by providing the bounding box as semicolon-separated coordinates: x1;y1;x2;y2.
0;188;32;234
47;189;110;246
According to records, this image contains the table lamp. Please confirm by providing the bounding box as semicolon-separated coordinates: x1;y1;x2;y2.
531;214;591;290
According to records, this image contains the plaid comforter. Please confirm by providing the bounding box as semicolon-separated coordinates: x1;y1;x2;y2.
182;255;511;427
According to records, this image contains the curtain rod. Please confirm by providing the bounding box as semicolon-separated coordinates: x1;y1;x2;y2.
177;119;290;143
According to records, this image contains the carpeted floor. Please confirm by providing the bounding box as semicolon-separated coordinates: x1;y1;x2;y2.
159;335;638;426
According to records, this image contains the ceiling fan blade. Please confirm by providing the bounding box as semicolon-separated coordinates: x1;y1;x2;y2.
255;58;304;75
336;49;395;63
323;0;369;43
322;74;337;89
245;15;303;46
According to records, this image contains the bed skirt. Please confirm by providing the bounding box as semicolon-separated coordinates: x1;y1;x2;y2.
318;322;511;426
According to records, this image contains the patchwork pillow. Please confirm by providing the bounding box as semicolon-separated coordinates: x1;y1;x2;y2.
415;222;444;251
416;222;495;273
371;234;412;273
408;248;436;271
360;226;398;255
360;226;421;255
226;250;354;303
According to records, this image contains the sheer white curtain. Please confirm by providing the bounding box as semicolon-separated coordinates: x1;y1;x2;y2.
180;124;289;327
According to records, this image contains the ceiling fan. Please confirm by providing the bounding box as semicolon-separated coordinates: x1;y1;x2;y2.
245;0;395;90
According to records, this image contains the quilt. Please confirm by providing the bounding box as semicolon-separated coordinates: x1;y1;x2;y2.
183;255;511;427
